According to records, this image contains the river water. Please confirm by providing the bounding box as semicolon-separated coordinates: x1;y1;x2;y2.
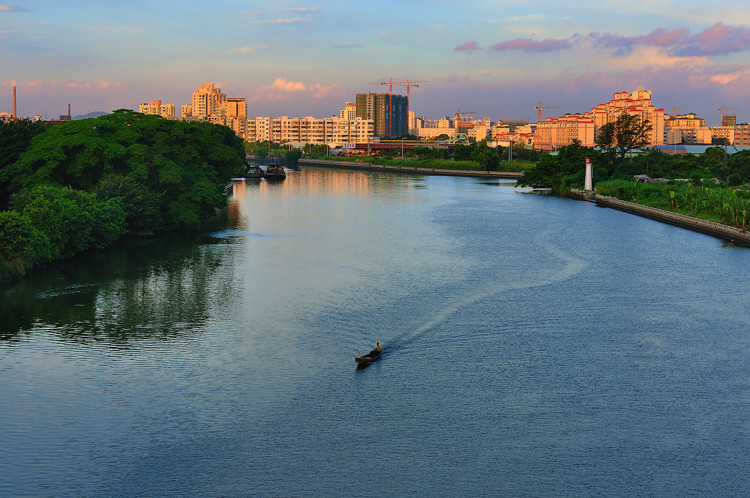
1;166;749;496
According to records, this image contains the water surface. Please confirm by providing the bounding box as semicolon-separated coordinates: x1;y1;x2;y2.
2;166;749;496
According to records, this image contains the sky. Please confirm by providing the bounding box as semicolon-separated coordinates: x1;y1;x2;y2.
2;0;750;125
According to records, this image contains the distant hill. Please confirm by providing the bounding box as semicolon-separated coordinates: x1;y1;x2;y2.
73;111;108;120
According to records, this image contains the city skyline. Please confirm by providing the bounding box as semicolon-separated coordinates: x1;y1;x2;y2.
2;1;750;125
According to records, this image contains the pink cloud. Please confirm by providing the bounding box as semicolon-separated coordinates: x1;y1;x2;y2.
65;80;124;90
245;78;340;103
484;23;750;58
250;17;311;25
0;4;30;12
675;22;750;56
489;37;572;52
273;78;307;92
455;41;481;53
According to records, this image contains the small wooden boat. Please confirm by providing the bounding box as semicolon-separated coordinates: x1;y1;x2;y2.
355;349;382;365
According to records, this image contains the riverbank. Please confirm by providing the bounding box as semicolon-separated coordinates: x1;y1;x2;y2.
591;194;750;247
299;158;523;179
300;159;749;247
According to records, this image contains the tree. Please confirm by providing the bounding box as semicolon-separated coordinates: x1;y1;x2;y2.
596;114;653;165
517;141;600;190
0;119;50;209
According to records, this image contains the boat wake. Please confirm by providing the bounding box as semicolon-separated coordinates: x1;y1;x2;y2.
386;226;586;355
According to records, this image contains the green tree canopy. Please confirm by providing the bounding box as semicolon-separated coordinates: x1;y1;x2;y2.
595;114;653;165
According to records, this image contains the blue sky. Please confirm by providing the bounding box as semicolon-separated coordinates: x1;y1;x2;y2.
3;0;750;125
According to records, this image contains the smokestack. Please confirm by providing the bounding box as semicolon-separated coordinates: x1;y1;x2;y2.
12;85;16;120
68;103;71;119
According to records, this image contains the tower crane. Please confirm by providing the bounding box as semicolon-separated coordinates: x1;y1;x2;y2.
369;78;426;136
393;80;426;136
393;80;427;104
453;108;476;136
717;106;738;125
534;101;560;123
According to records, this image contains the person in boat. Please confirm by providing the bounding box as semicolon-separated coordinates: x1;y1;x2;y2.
375;342;382;353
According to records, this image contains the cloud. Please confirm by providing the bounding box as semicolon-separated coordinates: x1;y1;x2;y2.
229;45;268;54
673;22;750;57
490;14;547;23
273;78;307;92
489;37;572;52
250;17;311;25
333;44;364;49
25;79;60;89
0;4;30;12
247;78;339;102
286;7;321;13
66;80;125;90
455;41;481;53
484;23;750;58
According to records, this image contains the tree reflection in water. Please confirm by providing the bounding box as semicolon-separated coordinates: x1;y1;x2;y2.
0;229;234;345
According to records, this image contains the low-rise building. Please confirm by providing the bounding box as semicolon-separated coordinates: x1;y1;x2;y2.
413;117;455;139
711;126;736;145
664;113;712;144
246;115;374;145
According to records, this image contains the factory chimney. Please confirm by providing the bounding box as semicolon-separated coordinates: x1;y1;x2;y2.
12;85;17;120
68;103;71;120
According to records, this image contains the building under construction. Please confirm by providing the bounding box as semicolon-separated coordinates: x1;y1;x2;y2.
355;93;408;138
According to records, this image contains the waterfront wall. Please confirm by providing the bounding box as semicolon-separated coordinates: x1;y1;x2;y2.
299;158;523;179
595;195;750;247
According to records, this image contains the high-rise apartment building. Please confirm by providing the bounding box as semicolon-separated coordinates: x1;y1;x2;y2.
355;93;407;138
185;83;227;119
590;88;664;146
535;114;596;150
722;115;737;127
535;87;665;150
139;100;175;119
226;98;247;119
340;102;357;120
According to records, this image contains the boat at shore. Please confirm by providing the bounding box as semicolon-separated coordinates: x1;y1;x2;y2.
244;166;263;179
263;163;286;180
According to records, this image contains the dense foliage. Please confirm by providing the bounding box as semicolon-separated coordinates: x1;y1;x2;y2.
518;142;750;191
0;118;50;210
0;110;246;278
596;114;653;165
596;180;749;229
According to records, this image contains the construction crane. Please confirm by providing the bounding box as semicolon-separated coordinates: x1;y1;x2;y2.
393;79;427;104
453;108;476;136
671;107;681;118
393;80;426;136
369;78;426;136
534;101;559;123
717;106;738;125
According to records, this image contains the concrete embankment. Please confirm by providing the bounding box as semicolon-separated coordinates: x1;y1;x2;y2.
299;158;523;179
594;195;750;247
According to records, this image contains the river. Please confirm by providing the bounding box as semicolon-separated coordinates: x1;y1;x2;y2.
1;166;749;496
